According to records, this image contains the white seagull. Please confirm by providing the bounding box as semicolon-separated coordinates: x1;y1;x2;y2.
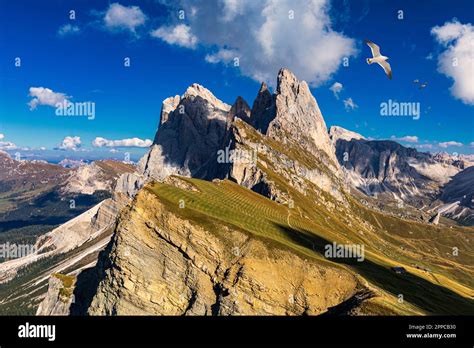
365;40;392;80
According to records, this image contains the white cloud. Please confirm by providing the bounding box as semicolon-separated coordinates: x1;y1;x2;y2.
58;24;80;36
0;133;16;150
329;82;343;99
0;141;16;150
391;135;419;143
28;87;71;110
92;137;152;148
57;136;81;151
415;144;433;149
158;0;357;86
470;142;474;147
343;97;358;111
104;3;146;33
150;24;197;48
439;141;463;148
221;0;246;22
431;19;474;105
205;48;238;64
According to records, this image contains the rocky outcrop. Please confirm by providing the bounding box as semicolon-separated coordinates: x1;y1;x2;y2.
434;166;474;225
86;185;358;315
335;139;440;201
214;69;344;202
267;69;339;167
91;193;129;230
62;161;134;195
333;135;471;219
429;212;440;225
249;82;274;133
36;274;75;315
329;126;365;143
227;96;251;127
116;84;231;197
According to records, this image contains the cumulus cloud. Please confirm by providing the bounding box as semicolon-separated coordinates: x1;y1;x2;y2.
104;3;146;33
431;19;474;105
58;24;80;36
0;141;16;150
92;137;152;148
391;135;419;143
343;97;358;111
150;24;198;48
205;48;238;64
56;136;81;151
415;144;433;150
28;87;71;110
439;141;463;148
329;82;343;99
157;0;357;86
0;133;16;150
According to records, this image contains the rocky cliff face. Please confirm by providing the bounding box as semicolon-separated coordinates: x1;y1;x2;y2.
266;69;339;168
434;166;474;225
218;69;343;201
116;84;230;197
86;183;358;315
331;129;474;224
249;82;274;133
61;161;134;195
36;274;75;315
335;137;443;201
228;96;251;127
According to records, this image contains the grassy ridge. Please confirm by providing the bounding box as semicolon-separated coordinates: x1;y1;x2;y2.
147;177;474;315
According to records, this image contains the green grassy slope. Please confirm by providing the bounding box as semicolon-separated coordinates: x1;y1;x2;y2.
147;176;474;315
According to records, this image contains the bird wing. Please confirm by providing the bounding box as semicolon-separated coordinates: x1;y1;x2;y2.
377;60;392;79
365;40;381;57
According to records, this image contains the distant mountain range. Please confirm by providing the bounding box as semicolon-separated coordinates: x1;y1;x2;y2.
1;69;473;316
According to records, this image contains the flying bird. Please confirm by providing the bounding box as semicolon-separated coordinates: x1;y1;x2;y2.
365;40;392;79
419;82;428;89
413;79;420;84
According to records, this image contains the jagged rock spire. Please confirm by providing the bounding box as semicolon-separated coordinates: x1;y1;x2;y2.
227;96;251;127
249;82;274;133
261;68;338;167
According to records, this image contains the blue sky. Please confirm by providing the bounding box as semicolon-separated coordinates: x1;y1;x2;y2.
0;0;473;162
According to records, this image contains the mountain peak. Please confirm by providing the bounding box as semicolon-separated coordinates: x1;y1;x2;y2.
183;83;230;111
228;96;251;125
159;95;181;126
276;68;301;94
258;82;269;93
268;68;338;166
250;82;274;133
329;126;365;143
